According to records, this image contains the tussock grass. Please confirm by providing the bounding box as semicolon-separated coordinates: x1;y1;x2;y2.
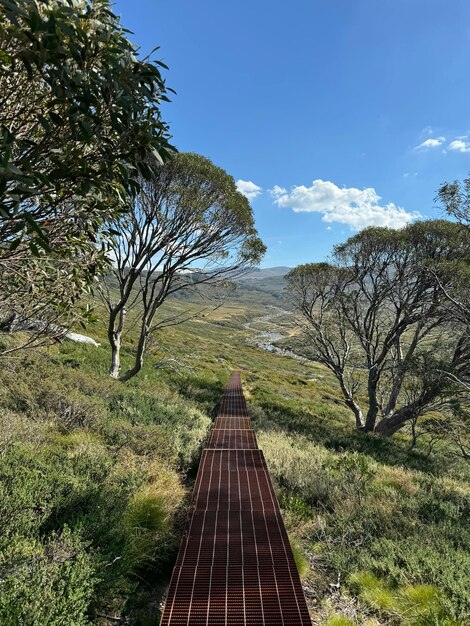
1;295;469;624
290;537;310;579
326;617;356;626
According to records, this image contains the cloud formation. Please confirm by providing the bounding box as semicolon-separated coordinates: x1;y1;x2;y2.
236;179;263;200
448;138;470;153
414;137;445;150
270;180;419;231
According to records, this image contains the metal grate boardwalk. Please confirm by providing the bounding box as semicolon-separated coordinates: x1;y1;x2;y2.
160;371;312;625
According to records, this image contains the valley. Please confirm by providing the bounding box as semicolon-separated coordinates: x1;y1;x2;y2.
1;271;468;625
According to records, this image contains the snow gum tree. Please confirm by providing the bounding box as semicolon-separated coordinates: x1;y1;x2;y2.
286;220;470;438
0;0;173;351
101;152;266;381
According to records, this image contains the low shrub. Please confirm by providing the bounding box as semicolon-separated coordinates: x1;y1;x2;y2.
257;430;333;507
326;616;355;626
0;527;97;626
290;537;310;579
349;571;461;626
0;428;186;623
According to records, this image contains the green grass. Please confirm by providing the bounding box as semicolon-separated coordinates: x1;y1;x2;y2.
290;537;310;579
0;294;469;625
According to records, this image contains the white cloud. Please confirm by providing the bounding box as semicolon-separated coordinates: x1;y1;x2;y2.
414;137;445;150
236;179;262;200
270;185;287;197
270;179;420;231
448;139;470;153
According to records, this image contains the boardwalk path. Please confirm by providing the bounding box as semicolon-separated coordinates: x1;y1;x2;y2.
160;372;312;625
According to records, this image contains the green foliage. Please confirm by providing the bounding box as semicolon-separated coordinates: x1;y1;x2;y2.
0;0;174;346
0;527;97;626
290;538;310;579
0;0;173;235
399;584;442;622
326;616;356;626
279;494;313;521
254;375;469;622
349;571;462;626
0;340;208;623
0;288;468;623
286;220;470;441
359;537;470;620
0;421;186;623
107;388;210;466
257;430;334;507
123;487;168;571
104;151;266;381
438;176;470;228
331;453;375;501
349;572;396;610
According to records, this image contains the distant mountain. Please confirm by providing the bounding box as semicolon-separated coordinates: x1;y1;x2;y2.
221;267;292;307
237;266;291;282
169;266;292;308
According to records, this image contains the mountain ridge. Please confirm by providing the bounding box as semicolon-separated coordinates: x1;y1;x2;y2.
237;266;291;281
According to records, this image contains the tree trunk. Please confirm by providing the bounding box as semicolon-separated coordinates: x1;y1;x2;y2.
345;398;364;430
383;380;402;418
109;336;121;379
338;378;364;429
375;405;420;437
375;389;438;437
408;417;418;450
108;306;126;379
118;323;148;382
364;367;380;432
374;414;408;437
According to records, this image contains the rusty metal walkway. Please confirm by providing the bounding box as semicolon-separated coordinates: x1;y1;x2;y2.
160;372;312;625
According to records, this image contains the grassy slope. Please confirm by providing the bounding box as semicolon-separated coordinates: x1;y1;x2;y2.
0;293;469;626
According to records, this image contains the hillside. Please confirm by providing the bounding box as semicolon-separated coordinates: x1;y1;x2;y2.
234;266;290;303
3;4;469;626
0;284;469;625
237;266;291;280
166;266;290;308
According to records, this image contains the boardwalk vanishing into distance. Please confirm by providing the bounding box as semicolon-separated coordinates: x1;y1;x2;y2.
160;372;312;625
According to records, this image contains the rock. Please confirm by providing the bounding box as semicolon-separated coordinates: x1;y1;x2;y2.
65;332;100;347
0;313;100;347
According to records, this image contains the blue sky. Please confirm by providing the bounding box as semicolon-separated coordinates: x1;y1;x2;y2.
115;0;470;267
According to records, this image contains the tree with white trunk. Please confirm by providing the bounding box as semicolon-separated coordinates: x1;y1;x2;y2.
101;152;265;381
286;221;470;439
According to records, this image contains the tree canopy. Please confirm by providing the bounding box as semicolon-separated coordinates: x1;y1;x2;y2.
102;152;266;381
0;0;174;350
439;176;470;229
286;220;470;441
